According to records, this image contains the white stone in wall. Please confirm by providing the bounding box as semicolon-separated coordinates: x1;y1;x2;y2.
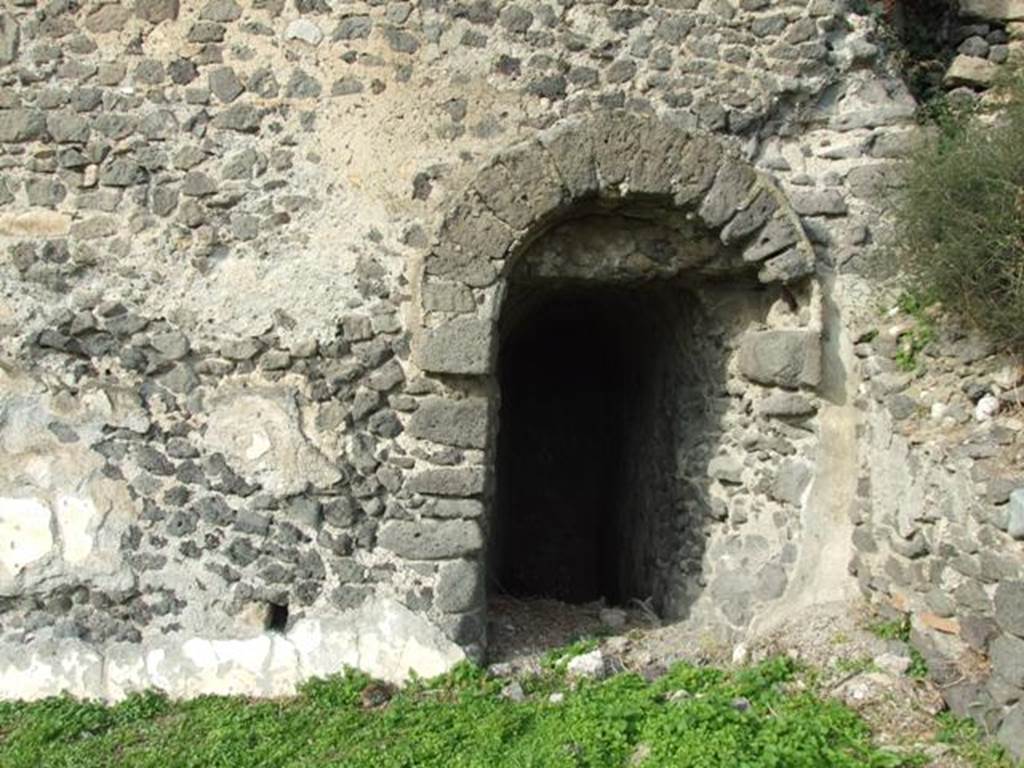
0;598;465;702
945;55;1000;88
0;497;53;589
176;635;301;698
0;210;71;237
960;0;1024;21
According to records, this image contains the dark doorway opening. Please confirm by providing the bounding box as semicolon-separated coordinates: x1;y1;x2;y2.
491;282;682;610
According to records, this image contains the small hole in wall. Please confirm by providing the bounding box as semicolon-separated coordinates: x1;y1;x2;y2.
268;603;289;633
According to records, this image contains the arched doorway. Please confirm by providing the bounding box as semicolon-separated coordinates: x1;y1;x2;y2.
413;111;822;659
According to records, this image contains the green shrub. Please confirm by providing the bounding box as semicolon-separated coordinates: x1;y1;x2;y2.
893;71;1024;351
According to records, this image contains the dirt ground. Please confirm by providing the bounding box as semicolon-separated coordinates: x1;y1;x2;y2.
486;596;979;767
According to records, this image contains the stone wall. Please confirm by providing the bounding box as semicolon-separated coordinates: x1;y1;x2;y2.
849;307;1024;758
0;3;1019;760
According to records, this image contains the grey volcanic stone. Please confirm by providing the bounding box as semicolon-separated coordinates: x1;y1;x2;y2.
1008;489;1024;540
789;188;847;216
407;468;486;497
383;28;419;53
407;397;489;449
738;330;821;388
137;0;180;23
995;581;1024;637
0;13;19;65
991;633;1024;688
100;159;145;187
201;0;241;21
998;702;1024;763
423;281;476;313
188;21;225;43
771;460;812;505
756;392;817;417
699;161;756;228
334;15;372;40
435;559;483;612
424;498;484;519
378;520;482;559
212;105;263;133
286;70;322;98
182;171;217;197
417;318;494;375
209;67;244;103
758;248;815;284
0;110;46;143
46;112;90;143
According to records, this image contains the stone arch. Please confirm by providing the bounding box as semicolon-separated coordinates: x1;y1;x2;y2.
406;111;824;659
416;110;820;377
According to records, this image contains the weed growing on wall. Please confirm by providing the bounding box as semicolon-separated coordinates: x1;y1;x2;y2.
894;71;1024;351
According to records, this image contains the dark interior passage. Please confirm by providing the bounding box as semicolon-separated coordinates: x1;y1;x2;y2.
491;283;683;608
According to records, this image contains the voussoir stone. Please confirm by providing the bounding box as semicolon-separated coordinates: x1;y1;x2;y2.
378;520;483;560
407;397;490;449
738;329;821;389
758;247;816;284
417;317;494;376
538;117;597;198
743;215;800;262
474;142;564;231
628;114;692;195
698;160;757;229
430;196;513;283
589;110;645;188
720;187;779;245
672;133;723;207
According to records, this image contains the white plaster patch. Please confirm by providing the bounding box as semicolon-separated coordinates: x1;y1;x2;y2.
0;497;54;583
0;640;104;701
55;495;97;565
244;430;272;461
204;389;341;496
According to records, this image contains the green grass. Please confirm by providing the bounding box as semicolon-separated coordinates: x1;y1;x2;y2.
891;292;937;373
0;656;929;768
936;713;1016;768
868;615;912;642
867;614;929;679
